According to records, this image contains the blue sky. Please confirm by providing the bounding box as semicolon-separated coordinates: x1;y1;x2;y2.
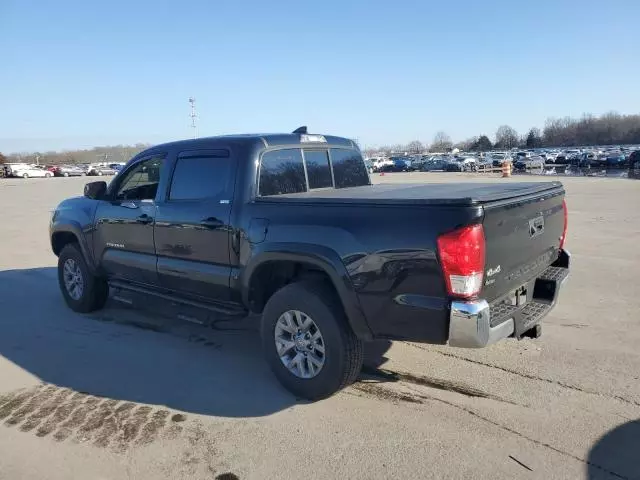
1;0;639;153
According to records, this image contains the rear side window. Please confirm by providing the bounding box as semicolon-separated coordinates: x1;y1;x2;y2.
169;152;231;201
330;149;369;188
259;149;306;196
304;150;333;189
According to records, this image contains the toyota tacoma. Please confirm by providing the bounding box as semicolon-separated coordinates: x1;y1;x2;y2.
50;129;570;399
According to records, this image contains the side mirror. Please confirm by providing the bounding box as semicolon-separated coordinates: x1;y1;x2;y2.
84;181;107;200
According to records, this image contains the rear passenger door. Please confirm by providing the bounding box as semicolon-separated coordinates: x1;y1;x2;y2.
154;149;236;301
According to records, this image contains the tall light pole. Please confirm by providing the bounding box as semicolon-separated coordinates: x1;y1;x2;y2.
189;97;198;139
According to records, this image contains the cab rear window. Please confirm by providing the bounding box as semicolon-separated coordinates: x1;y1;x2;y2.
258;147;369;197
259;149;306;196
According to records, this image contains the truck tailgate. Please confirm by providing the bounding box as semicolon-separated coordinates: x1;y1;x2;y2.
481;185;565;302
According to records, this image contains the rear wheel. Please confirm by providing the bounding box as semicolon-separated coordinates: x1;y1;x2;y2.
22;173;29;179
261;280;363;400
63;172;69;177
45;172;52;178
57;243;108;313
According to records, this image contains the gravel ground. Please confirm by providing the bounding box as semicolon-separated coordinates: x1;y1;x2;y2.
0;173;638;480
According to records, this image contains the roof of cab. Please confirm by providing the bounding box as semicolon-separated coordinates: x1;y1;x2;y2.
144;133;356;152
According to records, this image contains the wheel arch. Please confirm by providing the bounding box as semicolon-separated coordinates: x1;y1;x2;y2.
50;223;96;273
242;243;372;340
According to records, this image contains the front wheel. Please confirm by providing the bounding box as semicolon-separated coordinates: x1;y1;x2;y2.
261;280;363;400
63;172;69;177
57;243;108;313
22;173;29;179
45;172;52;178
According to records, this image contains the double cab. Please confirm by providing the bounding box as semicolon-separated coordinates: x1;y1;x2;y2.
50;129;570;399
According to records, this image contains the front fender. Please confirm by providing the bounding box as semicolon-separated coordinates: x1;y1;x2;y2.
242;243;373;340
50;220;97;273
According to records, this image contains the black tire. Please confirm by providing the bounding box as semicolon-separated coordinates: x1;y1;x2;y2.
57;243;108;313
261;280;363;400
22;173;28;179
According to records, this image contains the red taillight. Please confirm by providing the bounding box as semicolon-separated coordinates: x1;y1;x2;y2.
437;224;485;299
559;199;568;249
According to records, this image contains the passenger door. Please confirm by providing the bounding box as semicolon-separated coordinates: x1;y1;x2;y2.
154;149;236;301
93;154;166;285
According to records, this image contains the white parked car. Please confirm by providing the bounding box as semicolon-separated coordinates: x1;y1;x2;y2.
370;158;393;171
13;165;53;178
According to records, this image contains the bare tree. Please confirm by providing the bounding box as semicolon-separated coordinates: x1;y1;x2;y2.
453;137;477;152
495;125;519;150
406;140;425;154
430;131;452;152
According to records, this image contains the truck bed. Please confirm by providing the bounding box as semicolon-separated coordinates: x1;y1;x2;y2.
259;182;563;206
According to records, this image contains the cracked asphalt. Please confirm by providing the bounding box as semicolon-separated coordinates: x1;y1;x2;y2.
0;173;639;479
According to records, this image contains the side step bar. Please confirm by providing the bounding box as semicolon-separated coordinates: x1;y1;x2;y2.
108;280;248;318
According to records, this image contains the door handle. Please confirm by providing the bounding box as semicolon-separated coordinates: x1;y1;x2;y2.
200;217;224;229
136;214;153;224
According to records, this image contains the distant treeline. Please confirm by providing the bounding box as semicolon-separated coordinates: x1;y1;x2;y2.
0;144;151;166
365;112;640;156
1;112;639;165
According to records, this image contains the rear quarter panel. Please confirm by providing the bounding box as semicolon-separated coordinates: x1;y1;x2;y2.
242;201;483;342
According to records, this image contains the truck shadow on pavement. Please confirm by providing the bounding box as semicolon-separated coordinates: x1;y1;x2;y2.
0;267;289;418
587;419;640;480
0;268;392;420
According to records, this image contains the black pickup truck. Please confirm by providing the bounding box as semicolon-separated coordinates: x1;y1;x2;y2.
50;130;570;399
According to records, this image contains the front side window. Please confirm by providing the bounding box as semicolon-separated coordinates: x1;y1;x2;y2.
115;154;164;201
330;149;370;188
169;152;232;201
304;150;332;189
259;149;306;196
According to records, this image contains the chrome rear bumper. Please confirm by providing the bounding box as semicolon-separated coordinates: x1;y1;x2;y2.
448;300;514;348
448;250;570;348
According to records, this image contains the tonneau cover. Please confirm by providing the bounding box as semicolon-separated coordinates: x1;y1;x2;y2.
259;182;563;206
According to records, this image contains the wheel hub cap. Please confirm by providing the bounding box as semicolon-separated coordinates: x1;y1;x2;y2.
63;258;84;301
274;310;325;379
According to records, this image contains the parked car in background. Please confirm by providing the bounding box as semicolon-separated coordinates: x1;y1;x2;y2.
543;151;559;163
576;152;599;167
87;164;117;176
486;152;512;167
53;165;88;177
380;158;412;173
514;155;545;171
371;158;393;172
604;151;627;167
12;165;53;178
3;163;31;177
420;157;448;171
444;159;464;172
407;155;427;171
628;151;640;179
